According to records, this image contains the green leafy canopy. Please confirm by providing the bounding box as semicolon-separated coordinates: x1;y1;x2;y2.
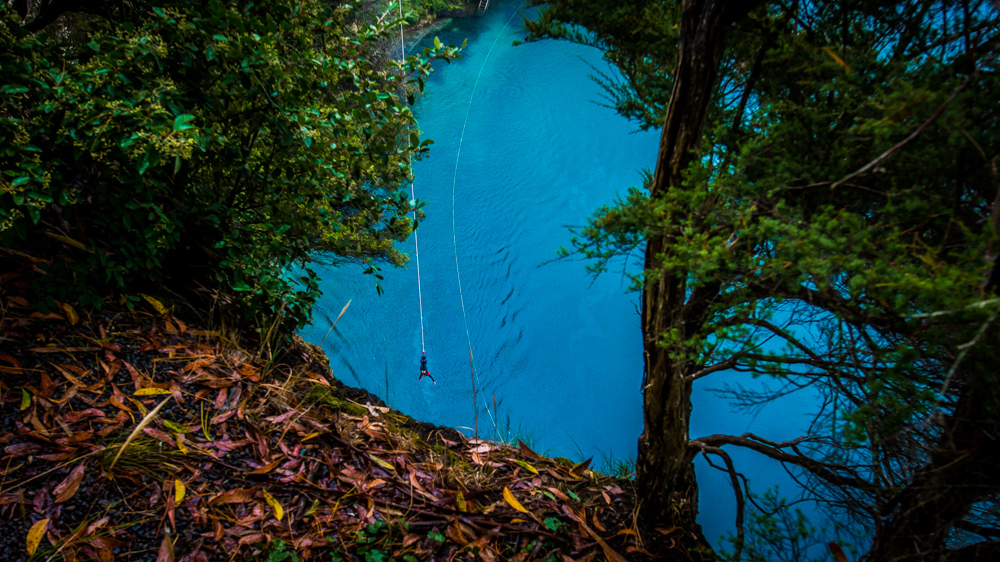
0;0;459;331
527;0;1000;553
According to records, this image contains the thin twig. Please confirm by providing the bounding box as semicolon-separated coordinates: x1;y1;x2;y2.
906;297;1000;318
938;310;997;400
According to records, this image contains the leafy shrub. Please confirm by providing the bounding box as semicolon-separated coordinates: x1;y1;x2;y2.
0;0;457;330
401;0;471;25
265;539;300;562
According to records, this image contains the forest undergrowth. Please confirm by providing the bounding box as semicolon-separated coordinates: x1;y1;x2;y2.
0;272;706;561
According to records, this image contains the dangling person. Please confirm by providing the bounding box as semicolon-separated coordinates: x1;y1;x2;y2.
419;351;436;384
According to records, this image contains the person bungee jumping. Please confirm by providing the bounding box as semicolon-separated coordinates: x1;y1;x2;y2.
419;351;436;384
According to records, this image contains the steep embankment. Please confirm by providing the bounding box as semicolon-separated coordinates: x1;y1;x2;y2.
0;276;707;560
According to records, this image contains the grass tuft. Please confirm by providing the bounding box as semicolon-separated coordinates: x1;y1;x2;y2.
107;397;171;471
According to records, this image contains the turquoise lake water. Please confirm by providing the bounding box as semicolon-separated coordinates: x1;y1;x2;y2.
303;0;824;549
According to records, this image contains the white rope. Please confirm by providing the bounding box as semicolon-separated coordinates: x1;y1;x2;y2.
400;1;426;353
452;6;520;440
411;204;426;353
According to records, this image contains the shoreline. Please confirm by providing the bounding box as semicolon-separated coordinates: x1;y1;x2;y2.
390;17;455;59
390;3;479;59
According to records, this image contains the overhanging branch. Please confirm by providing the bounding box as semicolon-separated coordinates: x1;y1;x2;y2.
691;433;878;493
691;440;746;562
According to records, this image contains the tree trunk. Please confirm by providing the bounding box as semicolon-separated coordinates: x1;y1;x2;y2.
635;0;760;528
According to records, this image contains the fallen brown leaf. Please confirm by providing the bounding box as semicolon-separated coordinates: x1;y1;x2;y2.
247;458;284;475
53;462;86;503
561;505;628;562
208;488;256;506
592;511;606;532
155;531;174;562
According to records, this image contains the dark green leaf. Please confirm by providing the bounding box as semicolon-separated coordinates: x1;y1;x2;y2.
173;114;196;131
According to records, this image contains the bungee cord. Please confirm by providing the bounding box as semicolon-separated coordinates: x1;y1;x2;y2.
451;6;521;440
398;0;520;441
399;2;426;354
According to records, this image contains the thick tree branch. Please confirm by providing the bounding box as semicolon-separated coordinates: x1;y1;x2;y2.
691;440;746;561
686;357;738;382
692;433;878;492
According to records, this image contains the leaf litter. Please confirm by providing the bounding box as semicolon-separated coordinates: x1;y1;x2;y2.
0;276;705;560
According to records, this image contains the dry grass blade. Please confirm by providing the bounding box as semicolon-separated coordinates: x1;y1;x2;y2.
109;397;171;470
319;299;351;347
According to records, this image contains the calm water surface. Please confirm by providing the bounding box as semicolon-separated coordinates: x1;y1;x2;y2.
304;0;821;547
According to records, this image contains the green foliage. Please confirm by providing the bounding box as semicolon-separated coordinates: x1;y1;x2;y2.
541;0;1000;445
400;0;470;26
355;520;388;545
494;416;540;449
542;517;566;532
350;519;408;562
721;488;857;562
528;0;1000;551
0;0;459;331
596;450;635;479
266;539;301;562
